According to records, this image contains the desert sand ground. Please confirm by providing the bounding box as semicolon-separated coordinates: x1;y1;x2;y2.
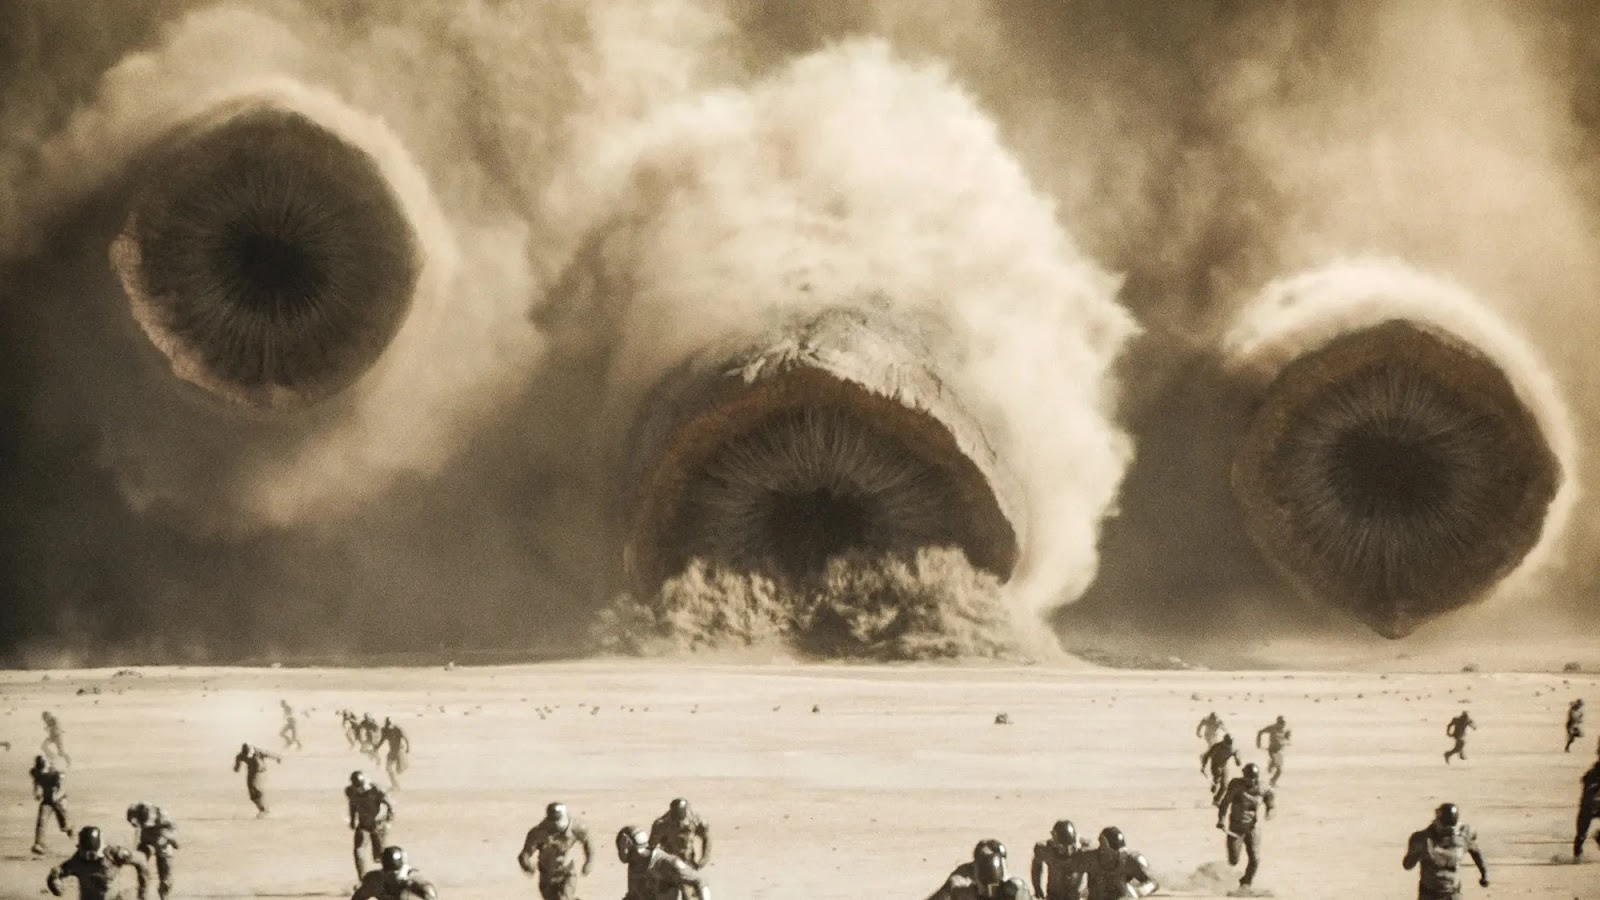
1;660;1597;900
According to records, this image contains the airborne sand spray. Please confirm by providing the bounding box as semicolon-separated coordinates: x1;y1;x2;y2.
542;41;1135;655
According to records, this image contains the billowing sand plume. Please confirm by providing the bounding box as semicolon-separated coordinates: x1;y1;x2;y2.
1225;260;1575;638
11;0;1599;666
568;41;1134;656
109;98;422;411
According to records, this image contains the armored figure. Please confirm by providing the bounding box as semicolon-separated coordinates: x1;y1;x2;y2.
649;798;711;868
926;839;1034;900
1403;803;1488;900
1443;712;1475;764
1216;762;1276;890
46;826;150;900
1201;734;1242;804
346;771;396;878
232;743;281;816
1574;759;1600;860
517;802;593;900
1255;716;1291;786
1073;828;1158;900
1030;820;1089;900
618;825;709;900
352;846;437;900
127;803;179;900
31;755;72;855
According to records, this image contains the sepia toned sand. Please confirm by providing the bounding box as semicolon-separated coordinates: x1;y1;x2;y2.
1;660;1597;899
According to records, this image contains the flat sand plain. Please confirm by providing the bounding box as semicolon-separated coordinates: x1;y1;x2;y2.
1;661;1597;899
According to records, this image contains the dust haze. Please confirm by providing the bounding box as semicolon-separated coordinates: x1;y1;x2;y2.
1;0;1596;666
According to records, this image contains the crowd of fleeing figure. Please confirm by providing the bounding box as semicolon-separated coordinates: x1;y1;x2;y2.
24;702;715;900
19;696;1600;899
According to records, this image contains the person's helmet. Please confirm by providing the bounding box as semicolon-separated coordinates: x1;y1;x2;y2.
78;826;102;852
33;755;47;770
1051;820;1078;847
350;771;369;788
547;802;569;829
1220;733;1233;744
972;839;1008;886
240;743;251;755
1242;763;1260;781
616;826;649;863
381;846;406;872
126;803;148;825
1275;715;1286;725
669;798;690;820
1098;827;1126;852
1437;803;1462;826
1577;699;1586;707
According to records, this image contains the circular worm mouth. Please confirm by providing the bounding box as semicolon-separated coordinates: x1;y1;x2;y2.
111;104;420;411
1232;320;1561;637
624;311;1019;592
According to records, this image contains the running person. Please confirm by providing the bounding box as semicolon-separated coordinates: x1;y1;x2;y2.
378;719;410;790
232;744;281;816
41;712;71;767
1216;762;1275;891
649;798;711;868
346;771;395;878
1574;759;1600;859
46;826;150;900
1073;828;1158;900
617;825;709;900
127;804;178;900
1404;803;1488;898
1201;734;1242;804
352;846;437;900
31;756;72;855
279;701;302;750
1255;716;1291;786
1444;712;1475;764
1030;820;1089;900
517;802;593;900
926;839;1033;900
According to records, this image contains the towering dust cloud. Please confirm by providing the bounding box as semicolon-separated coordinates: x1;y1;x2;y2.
9;0;1598;666
574;41;1134;657
111;98;422;411
1225;261;1574;638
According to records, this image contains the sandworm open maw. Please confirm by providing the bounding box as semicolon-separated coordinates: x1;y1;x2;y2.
1227;260;1572;637
110;90;424;412
623;307;1021;594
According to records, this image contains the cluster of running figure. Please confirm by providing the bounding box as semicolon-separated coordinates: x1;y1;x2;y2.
19;698;1600;899
926;713;1293;899
25;704;714;900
